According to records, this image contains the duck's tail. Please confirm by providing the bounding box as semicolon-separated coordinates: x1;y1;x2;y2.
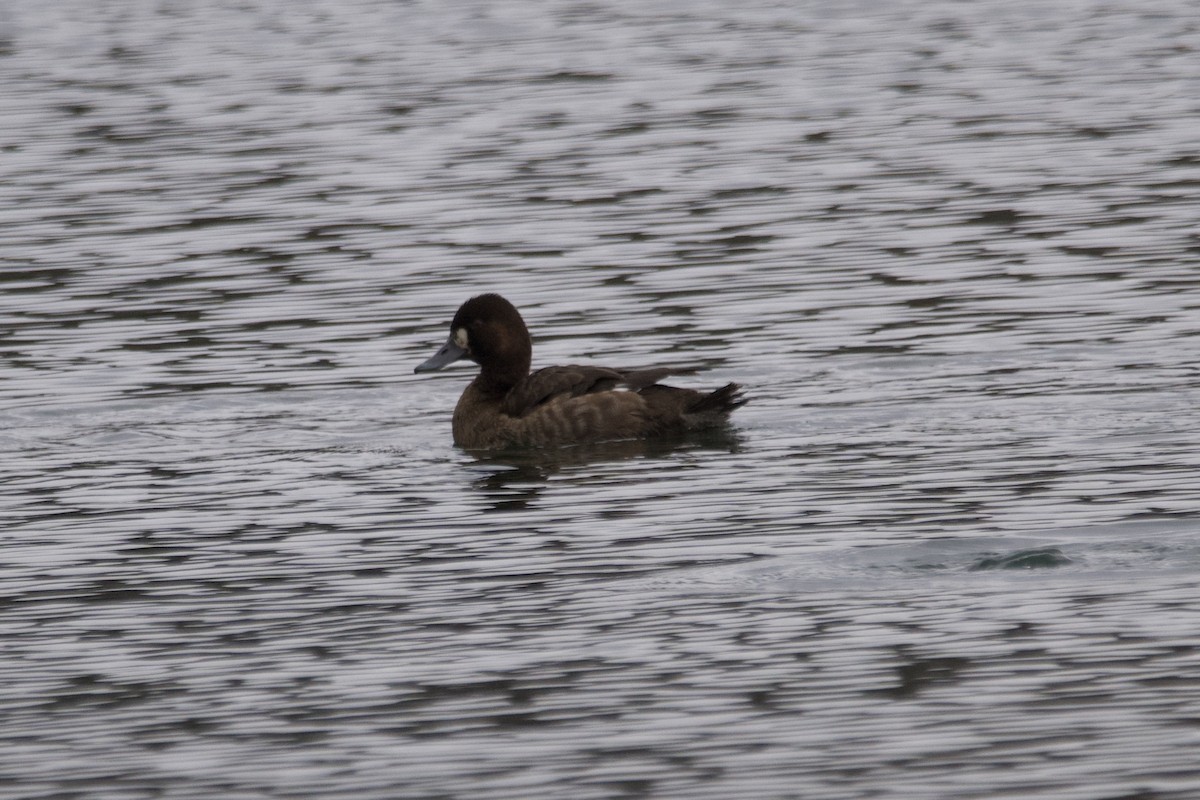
683;382;747;428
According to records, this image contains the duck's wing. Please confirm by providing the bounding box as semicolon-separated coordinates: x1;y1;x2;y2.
502;364;705;417
502;365;623;417
616;366;699;390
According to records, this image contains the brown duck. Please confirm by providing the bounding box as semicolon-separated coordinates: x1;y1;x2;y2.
414;294;746;449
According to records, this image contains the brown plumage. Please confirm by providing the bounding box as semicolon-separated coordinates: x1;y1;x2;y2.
414;294;746;449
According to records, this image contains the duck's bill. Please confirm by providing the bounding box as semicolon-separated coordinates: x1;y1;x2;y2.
414;338;467;373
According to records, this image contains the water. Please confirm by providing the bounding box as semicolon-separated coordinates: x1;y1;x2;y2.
2;0;1200;797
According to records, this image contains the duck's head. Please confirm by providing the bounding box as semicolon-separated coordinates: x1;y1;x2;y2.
414;294;532;386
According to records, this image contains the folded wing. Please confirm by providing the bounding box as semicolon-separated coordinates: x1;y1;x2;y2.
501;365;700;417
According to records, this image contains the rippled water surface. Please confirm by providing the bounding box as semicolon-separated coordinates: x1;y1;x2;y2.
3;1;1200;798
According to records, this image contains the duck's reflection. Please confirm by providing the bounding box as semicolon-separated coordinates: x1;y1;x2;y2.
466;429;744;513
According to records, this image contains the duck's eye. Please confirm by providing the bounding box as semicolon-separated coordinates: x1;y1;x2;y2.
453;327;469;349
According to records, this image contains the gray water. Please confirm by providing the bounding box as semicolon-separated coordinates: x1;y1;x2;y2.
3;1;1200;798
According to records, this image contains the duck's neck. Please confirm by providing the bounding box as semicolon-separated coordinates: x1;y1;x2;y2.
476;362;528;396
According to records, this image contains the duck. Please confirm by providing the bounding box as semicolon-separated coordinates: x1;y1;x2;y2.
414;294;746;449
